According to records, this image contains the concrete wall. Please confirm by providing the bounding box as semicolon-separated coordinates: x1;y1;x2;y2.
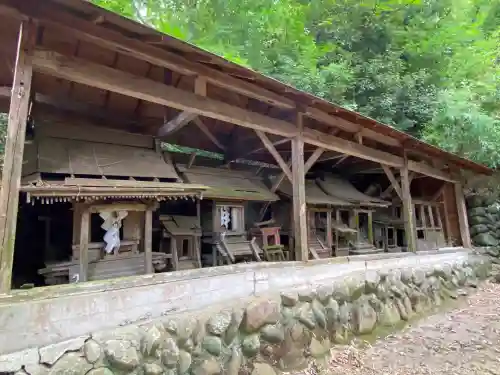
0;249;473;357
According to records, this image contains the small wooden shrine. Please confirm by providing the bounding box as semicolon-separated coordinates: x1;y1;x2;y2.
177;165;278;265
20;121;206;285
159;215;202;271
317;176;389;255
372;211;405;252
271;177;352;259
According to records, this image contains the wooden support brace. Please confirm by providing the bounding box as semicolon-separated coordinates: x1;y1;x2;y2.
255;130;292;182
304;147;325;173
382;165;403;200
193;117;226;151
0;21;35;293
157;77;207;137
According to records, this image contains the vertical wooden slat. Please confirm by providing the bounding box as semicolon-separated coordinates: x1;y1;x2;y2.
427;205;435;228
0;21;36;293
455;182;472;248
292;113;308;261
79;208;90;282
401;156;416;252
72;203;82;247
442;185;453;245
144;208;153;274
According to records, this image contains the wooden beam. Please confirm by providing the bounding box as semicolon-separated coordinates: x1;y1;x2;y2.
454;182;472;248
382;165;403;200
0;21;35;293
305;107;401;148
193;118;226;151
255;130;292;182
158;112;197;137
292;114;308;261
381;172;415;198
31;48;409;168
304;147;325;173
303;127;403;167
226;138;290;163
79;208;90;282
407;160;456;182
144;208;153;274
157;77;207;136
401;156;417;252
32;49;296;138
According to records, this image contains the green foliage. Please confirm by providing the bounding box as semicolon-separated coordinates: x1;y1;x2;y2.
82;1;500;166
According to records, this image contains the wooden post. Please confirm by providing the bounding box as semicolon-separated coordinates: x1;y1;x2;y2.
367;211;374;245
72;204;82;246
144;208;153;274
292;113;308;261
454;182;472;248
0;22;36;293
326;210;333;250
401;156;416;252
79;208;90;282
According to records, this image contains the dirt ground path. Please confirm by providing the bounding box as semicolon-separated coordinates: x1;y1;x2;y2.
326;281;500;375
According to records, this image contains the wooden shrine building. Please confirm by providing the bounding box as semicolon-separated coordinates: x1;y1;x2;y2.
0;0;493;294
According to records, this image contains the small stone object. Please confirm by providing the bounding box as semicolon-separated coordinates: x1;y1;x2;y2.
242;334;260;357
309;337;331;358
316;285;333;303
84;339;102;364
206;311;232;336
160;337;180;368
261;324;285;343
243;299;281;332
178;351;192;374
104;340;141;371
202;336;222;356
141;325;164;357
352;301;377;334
281;292;299;307
192;359;221;375
143;362;165;375
298;289;315;302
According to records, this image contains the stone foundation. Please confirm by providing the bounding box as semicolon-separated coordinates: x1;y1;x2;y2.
0;250;490;375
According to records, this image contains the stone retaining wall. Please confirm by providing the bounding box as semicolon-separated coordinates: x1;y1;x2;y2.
467;195;500;247
0;251;490;375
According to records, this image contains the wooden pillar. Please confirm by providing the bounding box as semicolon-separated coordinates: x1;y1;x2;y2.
326;210;333;250
401;157;416;252
72;204;82;246
79;208;90;282
292;113;308;261
144;208;153;274
0;22;35;293
367;211;374;245
454;182;472;248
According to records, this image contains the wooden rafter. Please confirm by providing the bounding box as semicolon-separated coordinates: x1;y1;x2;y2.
255;130;292;182
332;155;349;169
382;165;403;199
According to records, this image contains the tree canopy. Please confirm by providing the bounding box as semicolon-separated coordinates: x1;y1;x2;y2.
40;1;500;167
